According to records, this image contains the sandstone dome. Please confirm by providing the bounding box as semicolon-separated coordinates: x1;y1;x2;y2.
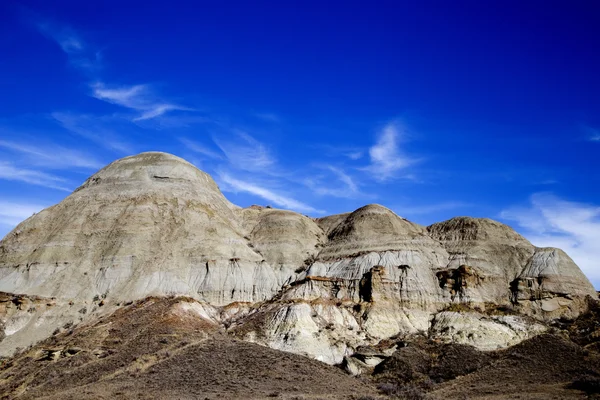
315;212;351;235
318;204;435;259
513;247;597;315
238;207;324;267
0;151;261;304
329;204;423;240
77;151;222;191
427;216;531;244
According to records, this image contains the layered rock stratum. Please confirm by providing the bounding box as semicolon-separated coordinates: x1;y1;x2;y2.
0;151;596;373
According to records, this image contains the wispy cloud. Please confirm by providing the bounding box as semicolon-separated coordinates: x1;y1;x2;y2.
501;193;600;286
52;112;134;153
304;165;363;198
583;125;600;142
213;131;276;173
0;163;70;192
35;17;189;123
36;20;83;54
0;201;48;227
36;20;102;74
311;144;364;161
365;122;415;181
0;139;103;170
91;83;191;121
180;138;224;160
346;151;364;160
327;166;358;193
219;173;322;214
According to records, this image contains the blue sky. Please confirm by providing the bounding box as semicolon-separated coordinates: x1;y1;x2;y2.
0;1;599;286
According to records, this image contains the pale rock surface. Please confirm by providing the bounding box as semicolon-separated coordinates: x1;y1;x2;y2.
429;311;547;350
512;247;596;319
236;207;324;268
427;217;537;305
0;151;596;364
0;153;299;307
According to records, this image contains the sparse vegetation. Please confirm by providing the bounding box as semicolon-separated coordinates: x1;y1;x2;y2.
294;265;307;274
570;374;600;394
377;382;428;399
0;296;379;399
303;253;317;266
441;302;473;313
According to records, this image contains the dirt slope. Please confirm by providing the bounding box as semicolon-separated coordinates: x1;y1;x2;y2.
371;301;600;399
2;296;600;399
0;297;377;400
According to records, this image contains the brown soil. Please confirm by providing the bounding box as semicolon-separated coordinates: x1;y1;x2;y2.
2;296;600;400
428;334;600;399
0;297;377;400
373;337;495;386
372;300;600;400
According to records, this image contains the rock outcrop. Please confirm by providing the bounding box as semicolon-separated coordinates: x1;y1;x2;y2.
0;152;596;365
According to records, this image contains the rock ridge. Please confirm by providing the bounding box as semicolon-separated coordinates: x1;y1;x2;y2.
0;151;596;364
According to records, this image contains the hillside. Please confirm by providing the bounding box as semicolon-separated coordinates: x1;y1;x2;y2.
0;152;597;399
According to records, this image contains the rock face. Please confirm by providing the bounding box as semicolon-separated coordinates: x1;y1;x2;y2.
0;152;596;363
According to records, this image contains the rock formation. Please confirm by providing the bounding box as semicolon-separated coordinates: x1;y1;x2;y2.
0;152;596;367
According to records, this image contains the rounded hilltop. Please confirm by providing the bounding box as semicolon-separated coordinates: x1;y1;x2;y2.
328;204;422;241
427;216;530;244
76;151;221;194
238;207;324;267
318;203;433;259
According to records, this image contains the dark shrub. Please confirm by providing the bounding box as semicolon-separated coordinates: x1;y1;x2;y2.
570;374;600;393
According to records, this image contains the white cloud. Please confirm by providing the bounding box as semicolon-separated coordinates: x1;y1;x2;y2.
0;201;47;227
219;173;322;214
327;166;358;193
91;83;190;121
37;19;185;122
311;144;364;161
304;165;363;198
92;84;146;109
52;112;134;153
0;139;102;170
36;21;101;74
583;125;600;142
180;138;223;160
35;17;194;124
0;163;70;192
346;151;364;160
366;122;414;181
56;35;82;54
37;22;83;54
501;193;600;287
213;131;275;173
135;105;184;121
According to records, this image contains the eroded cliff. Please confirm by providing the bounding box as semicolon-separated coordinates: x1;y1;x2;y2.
0;152;596;366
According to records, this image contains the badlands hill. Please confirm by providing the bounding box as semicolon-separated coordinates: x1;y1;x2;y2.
0;152;598;399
